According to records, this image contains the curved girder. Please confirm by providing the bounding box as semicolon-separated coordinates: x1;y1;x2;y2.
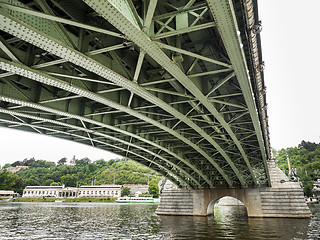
206;0;270;185
0;108;191;188
0;58;233;186
82;0;254;186
0;12;238;186
0;94;212;188
0;107;200;188
0;1;271;187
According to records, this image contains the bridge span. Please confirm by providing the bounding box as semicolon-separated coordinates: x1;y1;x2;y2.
0;0;310;217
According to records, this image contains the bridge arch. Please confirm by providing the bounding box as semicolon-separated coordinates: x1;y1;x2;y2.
199;188;263;217
206;196;247;216
0;0;271;189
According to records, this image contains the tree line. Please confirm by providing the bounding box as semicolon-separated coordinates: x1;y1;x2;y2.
274;140;320;196
0;157;161;194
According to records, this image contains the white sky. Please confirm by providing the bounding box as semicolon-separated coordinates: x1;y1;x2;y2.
259;0;320;149
1;1;320;165
0;126;120;165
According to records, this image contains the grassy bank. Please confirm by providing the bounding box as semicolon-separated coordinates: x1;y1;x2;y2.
65;197;117;202
12;197;117;203
0;197;10;201
13;197;56;202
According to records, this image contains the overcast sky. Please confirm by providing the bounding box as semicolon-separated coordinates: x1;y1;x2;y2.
1;1;320;165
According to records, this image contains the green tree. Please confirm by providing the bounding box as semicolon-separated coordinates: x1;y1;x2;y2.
2;163;11;168
300;176;314;197
57;157;67;166
11;161;23;167
148;179;159;198
24;179;40;186
44;179;54;186
121;187;131;196
50;182;61;186
76;158;90;167
0;169;24;194
61;174;77;187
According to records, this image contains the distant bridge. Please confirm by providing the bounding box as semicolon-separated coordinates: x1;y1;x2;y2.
0;0;271;189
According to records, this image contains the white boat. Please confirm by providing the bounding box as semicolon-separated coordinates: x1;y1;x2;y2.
55;198;65;203
116;196;159;203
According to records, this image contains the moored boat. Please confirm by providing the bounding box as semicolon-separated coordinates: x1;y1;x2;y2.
116;196;159;203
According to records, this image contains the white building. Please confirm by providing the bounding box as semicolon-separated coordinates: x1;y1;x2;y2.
22;185;122;198
23;186;64;198
78;185;122;198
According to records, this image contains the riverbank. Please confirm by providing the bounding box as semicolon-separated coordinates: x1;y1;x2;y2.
12;197;117;203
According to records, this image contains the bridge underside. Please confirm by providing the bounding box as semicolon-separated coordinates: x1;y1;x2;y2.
0;0;271;188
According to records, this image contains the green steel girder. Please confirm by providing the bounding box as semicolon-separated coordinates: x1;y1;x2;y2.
0;107;194;188
83;0;259;186
0;94;213;188
206;0;270;186
0;11;236;187
0;0;271;188
0;58;222;187
0;112;184;187
0;2;124;39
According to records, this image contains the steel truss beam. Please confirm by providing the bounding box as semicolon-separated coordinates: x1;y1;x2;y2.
0;59;217;187
0;0;270;187
1;94;211;187
0;107;195;188
0;116;183;187
82;0;258;186
0;12;235;187
206;0;270;185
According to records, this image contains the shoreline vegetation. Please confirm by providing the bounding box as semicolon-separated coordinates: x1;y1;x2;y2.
1;158;161;196
12;197;117;203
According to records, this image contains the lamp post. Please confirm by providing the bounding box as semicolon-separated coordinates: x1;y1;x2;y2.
286;152;292;177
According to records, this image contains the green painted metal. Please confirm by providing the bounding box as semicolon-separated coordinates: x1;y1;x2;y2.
0;94;212;188
0;0;271;188
0;58;215;187
206;0;271;186
83;0;264;186
0;11;234;187
0;107;194;188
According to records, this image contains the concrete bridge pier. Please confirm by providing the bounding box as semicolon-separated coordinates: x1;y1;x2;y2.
155;187;263;217
156;160;311;218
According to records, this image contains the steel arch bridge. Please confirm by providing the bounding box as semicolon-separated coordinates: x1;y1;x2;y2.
0;0;271;189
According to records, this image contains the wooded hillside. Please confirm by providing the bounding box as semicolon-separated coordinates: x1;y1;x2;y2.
1;157;161;194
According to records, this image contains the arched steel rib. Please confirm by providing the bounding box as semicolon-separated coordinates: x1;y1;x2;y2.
0;108;191;188
0;58;232;186
0;12;239;186
0;94;211;188
82;0;254;186
206;0;270;185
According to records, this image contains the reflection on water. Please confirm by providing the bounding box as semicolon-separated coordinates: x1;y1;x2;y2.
0;202;319;240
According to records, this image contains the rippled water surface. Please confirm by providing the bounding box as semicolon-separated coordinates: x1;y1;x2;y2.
0;202;319;239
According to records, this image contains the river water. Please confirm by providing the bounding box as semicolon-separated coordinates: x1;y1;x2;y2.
0;202;319;240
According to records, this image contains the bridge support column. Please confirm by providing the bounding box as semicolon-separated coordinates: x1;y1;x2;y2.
155;187;263;217
156;160;311;218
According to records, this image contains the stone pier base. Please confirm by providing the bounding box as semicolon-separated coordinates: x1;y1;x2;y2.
156;160;311;218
